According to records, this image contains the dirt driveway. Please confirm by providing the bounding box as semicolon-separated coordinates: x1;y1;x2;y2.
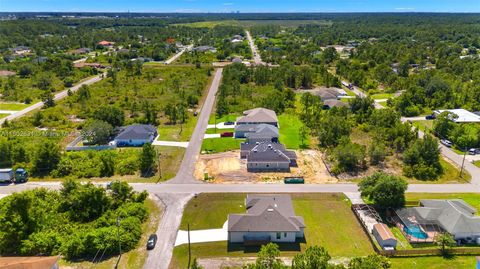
194;150;337;183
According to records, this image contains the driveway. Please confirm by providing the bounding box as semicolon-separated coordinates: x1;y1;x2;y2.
152;139;189;148
175;220;228;246
204;134;221;139
143;193;193;269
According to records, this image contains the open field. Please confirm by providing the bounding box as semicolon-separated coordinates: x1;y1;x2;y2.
0;114;7;119
411;120;434;132
474;160;480;168
390;256;475;269
173;20;332;28
278;113;309;149
370;93;394;100
60;198;162;269
205;128;234;134
0;103;30;110
156;116;198;142
170;193;373;268
208;113;240;124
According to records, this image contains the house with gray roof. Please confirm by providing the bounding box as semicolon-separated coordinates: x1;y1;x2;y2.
114;124;157;147
228;194;305;244
236;107;278;127
395;199;480;244
242;142;297;172
235;123;279;141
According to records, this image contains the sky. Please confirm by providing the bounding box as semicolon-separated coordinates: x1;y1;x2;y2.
0;0;479;13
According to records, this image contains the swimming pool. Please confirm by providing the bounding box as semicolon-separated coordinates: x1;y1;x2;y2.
404;225;428;239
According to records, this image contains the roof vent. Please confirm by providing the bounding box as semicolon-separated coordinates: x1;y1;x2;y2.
274;204;277;207
267;208;274;212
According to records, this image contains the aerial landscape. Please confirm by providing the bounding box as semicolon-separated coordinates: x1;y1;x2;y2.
0;0;480;268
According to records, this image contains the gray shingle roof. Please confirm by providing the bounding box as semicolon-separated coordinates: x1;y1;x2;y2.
115;124;157;141
237;108;278;124
245;124;279;140
396;199;480;236
228;195;305;232
246;142;296;163
323;99;349;108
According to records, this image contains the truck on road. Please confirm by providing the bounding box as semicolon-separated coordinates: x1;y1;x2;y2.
0;168;28;184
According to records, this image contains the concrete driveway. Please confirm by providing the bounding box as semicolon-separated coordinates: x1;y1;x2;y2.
175;220;228;246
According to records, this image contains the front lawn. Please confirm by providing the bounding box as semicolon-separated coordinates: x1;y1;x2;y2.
0;103;30;110
474;160;480;168
201;137;244;153
170;193;374;268
205;128;234;134
278;113;310;149
0;114;8;119
208;113;240;124
411;120;433;132
370;93;394;100
157;116;198;142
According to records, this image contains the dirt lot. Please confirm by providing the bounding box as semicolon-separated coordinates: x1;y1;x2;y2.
194;150;337;183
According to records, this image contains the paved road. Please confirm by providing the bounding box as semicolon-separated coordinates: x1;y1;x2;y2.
0;74;105;126
164;45;193;65
402;117;480;186
2;182;479;195
143;193;193;269
168;68;224;183
245;30;263;65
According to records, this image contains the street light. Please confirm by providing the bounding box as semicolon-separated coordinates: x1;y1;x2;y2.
114;216;122;269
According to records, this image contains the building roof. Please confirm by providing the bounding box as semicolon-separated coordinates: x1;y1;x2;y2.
244;124;279;141
228;194;305;232
246;142;296;163
0;256;59;269
323;99;349;108
314;88;344;101
98;40;115;46
237;108;278;124
433;109;480;123
373;223;396;241
115;124;157;141
396;199;480;236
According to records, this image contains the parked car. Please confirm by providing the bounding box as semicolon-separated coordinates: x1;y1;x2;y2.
146;234;158;250
224;121;235;125
425;115;435;120
440;139;453;147
193;111;198;116
469;148;480;155
220;132;234;137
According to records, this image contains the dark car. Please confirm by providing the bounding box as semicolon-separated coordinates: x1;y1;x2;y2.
425;115;435;120
146;234;158;250
221;132;234;137
224;121;235;125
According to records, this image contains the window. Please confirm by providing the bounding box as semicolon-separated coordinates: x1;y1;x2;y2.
284;233;287;237
276;232;281;239
266;164;270;167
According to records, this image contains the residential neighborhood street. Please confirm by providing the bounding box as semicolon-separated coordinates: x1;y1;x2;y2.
246;30;263;65
168;68;224;183
0;73;105;126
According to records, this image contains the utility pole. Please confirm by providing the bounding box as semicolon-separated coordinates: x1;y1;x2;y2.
115;216;122;269
187;223;191;269
460;147;467;178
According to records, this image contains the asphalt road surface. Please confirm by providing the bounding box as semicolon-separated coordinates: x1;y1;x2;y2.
246;30;263;65
169;68;223;184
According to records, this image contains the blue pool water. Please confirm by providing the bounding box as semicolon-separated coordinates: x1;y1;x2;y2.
404;225;428;239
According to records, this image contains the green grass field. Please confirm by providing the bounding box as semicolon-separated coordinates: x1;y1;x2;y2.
370;93;394;100
0;113;8;119
278;113;309;149
201;137;244;153
390;256;476;269
0;103;30;110
474;160;480;168
208;113;240;124
157;116;198;142
60;198;162;269
205;128;234;134
173;20;332;28
170;193;373;268
411;120;434;132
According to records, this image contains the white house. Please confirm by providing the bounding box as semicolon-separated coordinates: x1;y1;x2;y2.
114;124;157;147
228;194;305;244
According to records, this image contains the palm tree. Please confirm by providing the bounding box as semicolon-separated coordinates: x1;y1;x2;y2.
435;232;455;255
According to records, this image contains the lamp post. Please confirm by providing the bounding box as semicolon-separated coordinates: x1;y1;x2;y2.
114;216;122;269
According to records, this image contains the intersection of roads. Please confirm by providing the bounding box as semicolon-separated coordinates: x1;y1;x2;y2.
0;40;479;268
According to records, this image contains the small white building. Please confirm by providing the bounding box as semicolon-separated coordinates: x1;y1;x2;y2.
372;223;397;250
228;194;305;244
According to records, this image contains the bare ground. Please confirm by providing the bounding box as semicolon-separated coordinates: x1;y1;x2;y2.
194;150;336;183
